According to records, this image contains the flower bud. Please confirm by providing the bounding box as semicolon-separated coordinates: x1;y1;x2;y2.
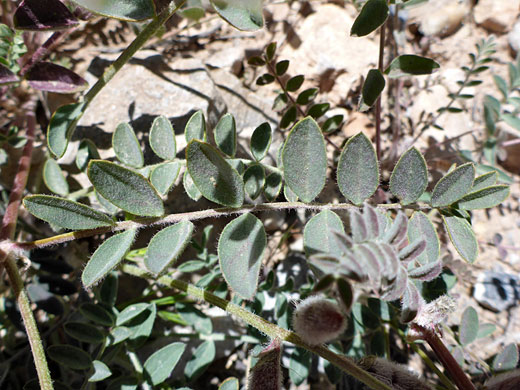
248;338;282;390
292;295;347;346
408;295;455;340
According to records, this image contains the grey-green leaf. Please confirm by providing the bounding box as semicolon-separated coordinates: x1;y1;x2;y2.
112;122;144;168
184;340;216;381
47;102;85;158
359;69;386;111
88;160;164;217
76;139;100;171
390;147;428;205
385;55;440;78
350;0;389;37
80;303;115;326
186;141;244;207
82;229;136;288
250;122;272;161
282;117;326;203
442;214;478;263
215;113;237;157
64;322;105;344
47;345;92;370
70;0;155;21
23;195;114;230
304;210;345;257
337;132;379;205
219;377;239;390
183;169;202;201
431;163;475;207
150;115;176;160
150;161;180;195
185;110;206;143
458;185;510;210
218;213;266;300
117;303;150;326
493;343;519;372
145;221;195;275
471;171;497;192
43;159;69;196
244;164;265;200
211;0;263;31
459;306;479;346
408;211;440;265
144;342;186;386
264;172;282;201
89;360;112;382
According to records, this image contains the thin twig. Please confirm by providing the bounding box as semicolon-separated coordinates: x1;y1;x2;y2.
375;20;387;162
20;30;71;76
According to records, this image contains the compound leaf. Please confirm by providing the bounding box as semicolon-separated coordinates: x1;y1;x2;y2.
442;213;478;263
337;132;379;205
150;115;176;160
431;163;475;207
218;213;266;300
390;147;428;205
70;0;155;21
82;229;137;288
282;117;326;202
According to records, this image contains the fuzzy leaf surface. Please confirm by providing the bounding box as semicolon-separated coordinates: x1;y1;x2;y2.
431;163;475;207
88;160;164;216
264;172;282;201
70;0;155;21
25;62;88;93
471;171;497;192
47;102;85;158
145;221;195;275
442;214;478;263
183;170;202;201
243;164;265;200
210;0;263;31
48;345;92;370
460;306;479;346
184;340;216;380
89;360;112;382
150;161;180;195
385;55;440;78
82;229;136;288
337;132;379;205
408;211;440;265
282;117;327;202
143;342;186;385
14;0;79;30
304;210;345;257
493;344;519;372
23;195;114;230
76;139;100;171
43;159;69;196
150;115;176;160
250;122;271;161
185;110;206;143
350;0;389;37
64;322;105;344
458;185;509;210
390;148;428;204
113;122;143;168
186;141;244;207
215;113;237;157
218;213;266;300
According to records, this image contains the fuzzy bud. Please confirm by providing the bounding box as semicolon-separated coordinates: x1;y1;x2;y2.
408;295;456;341
359;356;433;390
484;369;520;390
292;295;347;346
248;338;282;390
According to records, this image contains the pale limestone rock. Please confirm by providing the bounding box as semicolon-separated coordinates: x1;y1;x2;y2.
408;0;470;37
509;19;520;54
474;0;520;33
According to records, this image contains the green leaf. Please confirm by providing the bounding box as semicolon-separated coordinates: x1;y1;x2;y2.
284;184;298;202
76;139;100;171
82;229;137;288
350;0;389;37
215;113;237;157
493;343;519;372
112;122;144;168
280;105;297;129
47;102;85;158
95;190;119;214
264;172;282;201
303;210;345;257
186;141;244;207
502;113;520;131
286;75;304;92
441;213;478;263
43;159;69;196
88;160;164;217
126;303;156;341
390;147;428;204
337;132;379;205
64;322;105;344
297;88;318;105
219;377;239;390
494;75;508;99
89;360;112;382
117;303;150;326
275;60;289;76
185;110;206;143
322;115;344;134
289;347;311;386
149;115;176;160
265;42;277;61
244;164;265;200
70;0;155;21
307;103;330;119
210;0;263;31
471;171;497;192
458;185;509;210
144;221;195;275
218;213;266;300
359;69;386;111
250;122;272;161
176;302;213;334
184;340;216;381
23;195;115;230
431;163;475;207
144;342;186;386
257;73;275;86
459;306;479;345
282;117;327;202
107;326;132;346
48;345;92;370
150;161;180;195
385;55;440;78
477;323;496;339
408;212;440;265
183;169;202;201
80;303;115;326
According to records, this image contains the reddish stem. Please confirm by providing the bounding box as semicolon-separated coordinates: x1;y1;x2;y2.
375;21;386;163
20;30;71;76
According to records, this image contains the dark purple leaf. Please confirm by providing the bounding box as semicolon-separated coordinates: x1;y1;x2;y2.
350;209;368;243
379;242;399;281
0;64;19;85
383;212;408;246
14;0;78;31
398;238;427;264
363;203;380;239
381;266;407;301
25;62;88;93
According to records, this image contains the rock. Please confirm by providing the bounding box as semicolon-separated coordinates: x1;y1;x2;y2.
342;112;375;139
474;0;520;34
473;271;520;312
509;19;520;55
408;0;470;37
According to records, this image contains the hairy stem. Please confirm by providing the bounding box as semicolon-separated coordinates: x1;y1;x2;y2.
121;264;393;390
375;20;387;162
16;201;430;250
20;30;70;76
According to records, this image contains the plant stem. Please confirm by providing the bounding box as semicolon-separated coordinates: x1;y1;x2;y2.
413;325;476;390
0;101;54;390
121;264;393;390
16;201;430;250
375;20;387;162
20;30;70;76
